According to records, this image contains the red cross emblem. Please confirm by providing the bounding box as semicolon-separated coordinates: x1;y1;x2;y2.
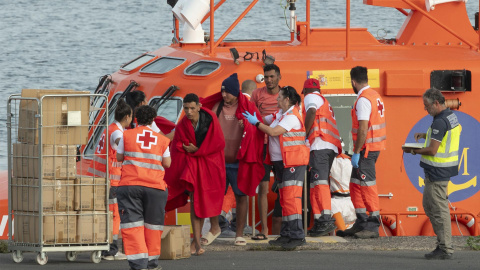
329;104;336;119
290;167;295;173
96;133;105;154
137;130;157;149
314;173;319;179
377;98;385;117
361;174;366;180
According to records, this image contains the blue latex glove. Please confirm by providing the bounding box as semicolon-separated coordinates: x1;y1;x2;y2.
351;153;360;168
242;111;259;125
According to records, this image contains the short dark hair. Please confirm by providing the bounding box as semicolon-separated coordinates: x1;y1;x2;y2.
280;86;301;106
135;105;157;126
423;88;445;105
350;66;368;84
114;99;132;122
263;64;281;75
126;90;146;109
183;93;199;104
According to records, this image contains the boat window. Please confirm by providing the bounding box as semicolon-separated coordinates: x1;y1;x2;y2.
121;54;155;71
150;97;183;123
84;93;121;160
184;61;220;76
325;95;358;155
140;57;185;74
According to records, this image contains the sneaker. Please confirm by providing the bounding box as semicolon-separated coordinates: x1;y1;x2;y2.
268;236;290;246
102;255;114;261
336;224;363;237
219;229;237;238
113;251;127;260
243;226;259;236
281;238;306;250
307;220;320;235
354;230;379;239
309;222;337;237
425;247;453;260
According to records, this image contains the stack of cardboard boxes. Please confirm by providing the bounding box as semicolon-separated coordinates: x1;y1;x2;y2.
12;89;110;245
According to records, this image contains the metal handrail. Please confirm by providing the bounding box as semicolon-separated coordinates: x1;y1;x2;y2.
401;0;479;50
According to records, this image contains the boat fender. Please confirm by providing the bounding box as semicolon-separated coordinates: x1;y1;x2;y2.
420;213;477;236
380;215;399;236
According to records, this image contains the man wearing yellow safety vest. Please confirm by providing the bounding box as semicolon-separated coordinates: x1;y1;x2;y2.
337;66;386;239
403;88;461;260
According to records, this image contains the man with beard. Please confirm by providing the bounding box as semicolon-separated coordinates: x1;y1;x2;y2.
337;66;386;239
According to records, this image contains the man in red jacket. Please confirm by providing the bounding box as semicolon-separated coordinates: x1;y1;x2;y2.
202;73;264;246
165;93;226;255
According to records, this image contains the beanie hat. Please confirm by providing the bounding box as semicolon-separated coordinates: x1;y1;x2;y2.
221;73;240;97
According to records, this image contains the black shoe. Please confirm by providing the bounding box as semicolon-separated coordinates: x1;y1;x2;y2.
354;230;379;239
309;222;337;237
307;220;320;235
281;238;306;250
336;225;362;237
424;247;453;260
268;236;290;246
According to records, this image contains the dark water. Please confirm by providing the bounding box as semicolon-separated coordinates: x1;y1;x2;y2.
0;0;477;170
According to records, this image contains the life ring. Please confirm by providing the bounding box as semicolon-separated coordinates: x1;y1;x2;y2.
420;213;477;236
380;215;403;236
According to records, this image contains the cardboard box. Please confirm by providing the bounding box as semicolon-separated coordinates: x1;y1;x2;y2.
11;178;26;211
43;212;77;244
18;89;90;145
74;177;107;211
76;211;110;243
160;225;191;260
14;212;76;244
13;143;76;179
28;179;75;212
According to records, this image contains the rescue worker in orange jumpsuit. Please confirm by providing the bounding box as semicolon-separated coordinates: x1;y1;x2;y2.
243;86;310;250
116;105;171;270
337;66;386;239
88;99;132;260
302;78;342;237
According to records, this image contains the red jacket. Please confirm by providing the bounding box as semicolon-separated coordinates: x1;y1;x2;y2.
202;92;264;196
164;108;226;218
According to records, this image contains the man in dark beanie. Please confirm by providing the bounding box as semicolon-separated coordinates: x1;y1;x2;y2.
201;73;264;246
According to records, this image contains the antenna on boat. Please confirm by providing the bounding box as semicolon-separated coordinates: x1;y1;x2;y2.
288;0;297;34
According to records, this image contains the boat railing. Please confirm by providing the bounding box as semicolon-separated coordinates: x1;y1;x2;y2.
174;0;480;56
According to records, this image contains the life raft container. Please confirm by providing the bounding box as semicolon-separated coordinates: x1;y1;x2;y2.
420;212;477;236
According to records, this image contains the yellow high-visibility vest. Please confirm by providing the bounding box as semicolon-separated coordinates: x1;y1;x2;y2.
420;124;461;168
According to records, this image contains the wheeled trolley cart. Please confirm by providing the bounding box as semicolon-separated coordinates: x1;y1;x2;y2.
7;91;109;265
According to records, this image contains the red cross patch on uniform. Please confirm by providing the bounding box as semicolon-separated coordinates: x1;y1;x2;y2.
314;173;319;179
137;130;157;149
96;133;106;154
377;98;385;117
290;167;295;173
361;174;366;180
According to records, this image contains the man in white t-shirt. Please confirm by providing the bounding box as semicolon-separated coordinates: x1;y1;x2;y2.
337;66;386;239
302;78;343;237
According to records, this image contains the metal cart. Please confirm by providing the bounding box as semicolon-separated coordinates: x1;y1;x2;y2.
7;92;109;265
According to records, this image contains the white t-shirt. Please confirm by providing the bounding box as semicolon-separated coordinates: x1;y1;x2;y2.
265;106;301;161
117;125;170;158
304;92;338;153
110;121;124;151
355;85;372;121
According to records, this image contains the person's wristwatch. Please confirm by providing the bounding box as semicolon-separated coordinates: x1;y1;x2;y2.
411;149;416;155
255;122;261;127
